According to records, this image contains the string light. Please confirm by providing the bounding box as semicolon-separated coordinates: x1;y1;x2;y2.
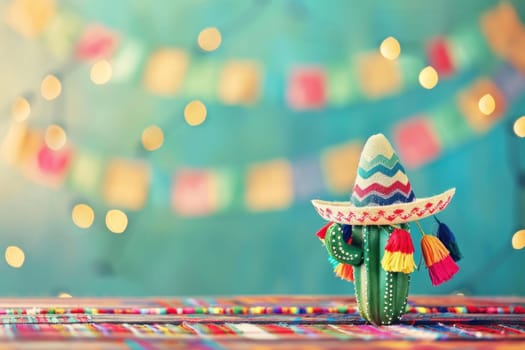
198;27;222;52
141;125;164;151
72;204;95;229
513;116;525;137
41;74;62;100
418;66;439;89
45;124;67;150
478;94;496;115
90;60;112;85
5;246;25;268
379;36;401;60
11;97;31;122
184;100;207;126
512;230;525;250
105;209;128;234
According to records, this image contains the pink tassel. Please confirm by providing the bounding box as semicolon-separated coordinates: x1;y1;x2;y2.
427;255;459;286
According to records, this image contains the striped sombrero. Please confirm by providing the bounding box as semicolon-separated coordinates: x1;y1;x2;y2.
311;133;455;225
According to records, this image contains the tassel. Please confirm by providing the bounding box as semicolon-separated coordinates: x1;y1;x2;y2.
420;235;459;286
434;217;462;262
334;262;354;282
381;228;416;274
316;222;333;242
328;256;354;282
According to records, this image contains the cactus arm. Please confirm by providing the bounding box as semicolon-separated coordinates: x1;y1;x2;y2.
324;224;363;265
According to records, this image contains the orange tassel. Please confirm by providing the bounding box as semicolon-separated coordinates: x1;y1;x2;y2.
421;235;459;286
381;229;416;274
334;262;354;282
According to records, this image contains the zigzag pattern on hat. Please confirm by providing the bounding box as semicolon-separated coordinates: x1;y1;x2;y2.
351;150;415;207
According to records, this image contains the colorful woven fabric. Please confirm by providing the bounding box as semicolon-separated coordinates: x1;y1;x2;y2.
0;296;523;349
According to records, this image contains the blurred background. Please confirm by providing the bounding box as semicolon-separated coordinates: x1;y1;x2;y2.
0;0;524;297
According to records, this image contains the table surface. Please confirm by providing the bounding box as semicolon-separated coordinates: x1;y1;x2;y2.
0;295;523;349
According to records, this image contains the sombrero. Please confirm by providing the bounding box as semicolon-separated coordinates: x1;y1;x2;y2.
311;133;455;225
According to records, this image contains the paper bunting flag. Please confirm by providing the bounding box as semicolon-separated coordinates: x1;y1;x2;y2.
34;145;73;187
457;78;506;133
286;67;326;110
428;104;473;148
505;31;525;75
326;64;360;105
182;59;219;99
4;0;56;39
493;63;525;103
321;142;361;194
143;48;189;95
245;159;293;211
213;168;237;212
397;55;425;85
75;24;119;61
480;2;523;58
42;10;83;60
218;61;262;105
111;38;145;83
171;169;218;216
448;25;490;70
102;159;150;210
0;121;28;165
427;37;455;77
291;156;325;199
68;151;104;196
356;52;402;98
393;117;442;169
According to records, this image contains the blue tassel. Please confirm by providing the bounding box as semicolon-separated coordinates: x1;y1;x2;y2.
328;255;339;268
434;217;462;262
342;224;352;243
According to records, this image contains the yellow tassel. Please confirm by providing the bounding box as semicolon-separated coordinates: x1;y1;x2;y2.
381;251;416;274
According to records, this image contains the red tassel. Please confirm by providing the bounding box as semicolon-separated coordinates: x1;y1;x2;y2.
381;229;416;273
334;262;354;282
421;235;459;286
316;222;333;241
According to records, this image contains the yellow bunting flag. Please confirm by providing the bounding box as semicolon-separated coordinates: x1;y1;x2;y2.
356;52;402;98
480;2;523;59
246;159;293;211
457;78;506;133
4;0;56;39
321;142;362;194
143;48;189;95
103;159;150;210
218;60;262;105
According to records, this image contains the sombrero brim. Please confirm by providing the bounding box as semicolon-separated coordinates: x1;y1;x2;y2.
311;188;455;225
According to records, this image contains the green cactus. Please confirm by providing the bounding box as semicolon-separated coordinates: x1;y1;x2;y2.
324;223;410;325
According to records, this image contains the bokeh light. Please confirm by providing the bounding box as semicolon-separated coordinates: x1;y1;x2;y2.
90;60;113;85
142;125;164;151
41;74;62;100
418;66;439;89
5;246;25;268
72;204;95;229
513;116;525;137
45;124;67;150
379;36;401;60
184;100;207;126
198;27;222;52
58;293;73;298
478;93;496;115
512;230;525;250
105;209;128;234
11;97;31;122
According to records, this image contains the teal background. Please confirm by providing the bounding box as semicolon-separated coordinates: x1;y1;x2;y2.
0;0;524;296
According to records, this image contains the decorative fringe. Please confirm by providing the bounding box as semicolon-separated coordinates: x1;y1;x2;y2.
316;222;333;242
381;228;416;274
334;262;354;282
434;217;462;262
328;256;354;282
420;235;459;286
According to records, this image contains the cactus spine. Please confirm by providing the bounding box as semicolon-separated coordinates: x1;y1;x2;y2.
325;223;410;325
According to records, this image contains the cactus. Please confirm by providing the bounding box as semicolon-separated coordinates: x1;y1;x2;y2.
324;223;410;325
